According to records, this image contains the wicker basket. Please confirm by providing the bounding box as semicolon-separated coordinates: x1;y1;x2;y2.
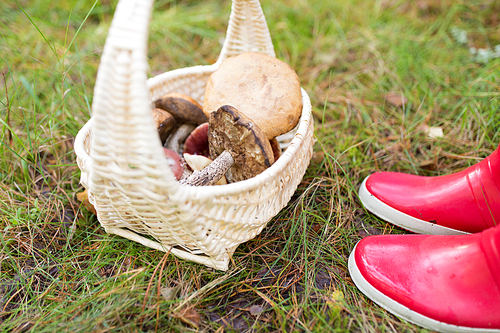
74;0;314;271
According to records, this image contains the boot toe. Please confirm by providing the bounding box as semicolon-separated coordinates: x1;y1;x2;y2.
349;234;500;332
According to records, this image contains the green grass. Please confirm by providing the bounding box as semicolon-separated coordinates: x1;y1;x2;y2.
1;0;499;331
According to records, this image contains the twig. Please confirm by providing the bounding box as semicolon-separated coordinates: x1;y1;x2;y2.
155;253;169;333
139;252;170;328
441;151;483;160
244;283;277;308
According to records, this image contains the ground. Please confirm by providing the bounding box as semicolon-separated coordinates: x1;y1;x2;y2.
0;0;499;332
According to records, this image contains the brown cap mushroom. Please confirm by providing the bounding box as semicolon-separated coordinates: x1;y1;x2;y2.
152;108;177;144
269;137;282;162
155;92;208;125
180;105;274;186
203;52;303;140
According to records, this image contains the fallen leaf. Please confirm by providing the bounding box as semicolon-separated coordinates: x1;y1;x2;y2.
311;223;322;234
249;305;263;316
416;0;429;10
326;290;345;311
161;286;179;301
314;269;332;290
76;189;96;215
384;92;407;108
314;52;336;64
419;159;438;171
312;151;325;164
176;307;201;328
426;126;444;138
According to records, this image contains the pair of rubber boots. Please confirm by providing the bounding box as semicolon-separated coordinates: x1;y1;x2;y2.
349;145;500;333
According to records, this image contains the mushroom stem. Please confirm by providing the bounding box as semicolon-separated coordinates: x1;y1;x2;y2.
165;123;195;153
179;150;234;186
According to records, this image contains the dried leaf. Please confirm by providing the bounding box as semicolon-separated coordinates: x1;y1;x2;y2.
249;305;263;316
326;290;344;311
426;126;444;138
419;159;438;171
311;223;322;234
312;151;325;164
384;92;407;108
416;0;429;10
176;307;201;328
161;286;178;301
76;189;96;215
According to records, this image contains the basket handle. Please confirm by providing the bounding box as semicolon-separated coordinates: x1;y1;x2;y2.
217;0;276;64
89;0;180;200
89;0;275;198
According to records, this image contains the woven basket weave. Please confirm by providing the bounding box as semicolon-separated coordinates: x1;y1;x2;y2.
74;0;314;271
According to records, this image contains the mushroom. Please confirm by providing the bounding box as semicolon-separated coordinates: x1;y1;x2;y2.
183;153;227;185
203;52;303;140
163;148;184;180
184;122;209;157
164;123;196;154
180;105;274;186
180;53;302;186
269;138;282;162
155;92;208;125
152;108;177;144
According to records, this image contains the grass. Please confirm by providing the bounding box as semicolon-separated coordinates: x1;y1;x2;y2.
1;0;499;331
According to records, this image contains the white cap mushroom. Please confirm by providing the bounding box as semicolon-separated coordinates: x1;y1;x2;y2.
203;52;303;140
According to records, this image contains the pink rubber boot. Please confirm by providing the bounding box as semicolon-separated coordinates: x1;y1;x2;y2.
359;145;500;234
348;225;500;332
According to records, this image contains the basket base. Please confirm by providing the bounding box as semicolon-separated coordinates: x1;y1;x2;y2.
105;227;230;271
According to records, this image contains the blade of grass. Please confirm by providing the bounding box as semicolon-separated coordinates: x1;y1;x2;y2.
14;0;58;59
